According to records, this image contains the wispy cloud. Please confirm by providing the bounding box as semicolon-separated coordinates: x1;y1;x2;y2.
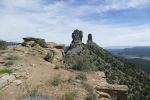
0;0;150;46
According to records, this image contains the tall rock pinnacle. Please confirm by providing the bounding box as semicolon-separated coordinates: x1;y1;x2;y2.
87;33;93;43
70;29;83;49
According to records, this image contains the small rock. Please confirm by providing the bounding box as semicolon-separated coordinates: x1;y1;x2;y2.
96;71;106;78
13;80;22;86
13;73;24;79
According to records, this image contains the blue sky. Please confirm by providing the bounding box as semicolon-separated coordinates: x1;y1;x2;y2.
0;0;150;46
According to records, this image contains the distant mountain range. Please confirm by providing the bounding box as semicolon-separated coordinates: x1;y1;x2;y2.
107;46;150;57
104;46;134;49
6;42;20;46
107;46;150;74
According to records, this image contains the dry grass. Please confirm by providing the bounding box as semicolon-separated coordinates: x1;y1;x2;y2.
62;90;78;100
51;74;61;86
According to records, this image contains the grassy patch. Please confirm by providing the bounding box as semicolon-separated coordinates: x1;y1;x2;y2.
0;68;13;74
51;74;61;86
63;91;78;100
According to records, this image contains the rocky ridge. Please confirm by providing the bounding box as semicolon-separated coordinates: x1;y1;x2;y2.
65;29;128;100
1;29;149;100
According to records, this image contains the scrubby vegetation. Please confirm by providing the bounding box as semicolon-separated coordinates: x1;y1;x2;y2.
65;50;97;71
44;51;54;63
63;91;78;100
51;74;61;86
87;43;150;100
83;83;98;100
0;40;7;50
76;72;87;81
125;58;150;74
22;86;50;100
4;60;14;66
65;42;150;100
3;55;18;67
36;39;47;48
0;68;13;74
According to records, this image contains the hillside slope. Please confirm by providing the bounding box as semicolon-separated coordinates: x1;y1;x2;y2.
0;37;128;100
109;46;150;57
65;30;150;100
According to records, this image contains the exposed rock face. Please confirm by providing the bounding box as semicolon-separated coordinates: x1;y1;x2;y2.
95;84;128;100
0;74;16;89
65;29;84;57
70;29;83;49
87;33;93;43
22;37;47;48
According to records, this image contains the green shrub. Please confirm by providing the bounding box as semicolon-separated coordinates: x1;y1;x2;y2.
36;39;47;48
0;68;13;74
44;51;54;63
63;91;78;100
76;72;87;81
4;60;14;66
0;40;7;50
21;42;26;46
51;75;61;86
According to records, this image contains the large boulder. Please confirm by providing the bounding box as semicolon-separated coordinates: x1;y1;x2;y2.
95;84;128;100
22;37;47;48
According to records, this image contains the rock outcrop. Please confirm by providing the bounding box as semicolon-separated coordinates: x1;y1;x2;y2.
22;37;47;48
65;29;84;56
95;84;128;100
87;33;93;43
0;74;16;89
65;29;129;100
69;29;83;49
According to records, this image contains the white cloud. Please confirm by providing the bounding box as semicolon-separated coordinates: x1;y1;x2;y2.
0;0;150;46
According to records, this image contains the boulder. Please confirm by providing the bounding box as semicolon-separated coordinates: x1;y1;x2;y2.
0;74;16;89
95;84;128;100
96;91;111;99
22;37;47;48
13;80;22;86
